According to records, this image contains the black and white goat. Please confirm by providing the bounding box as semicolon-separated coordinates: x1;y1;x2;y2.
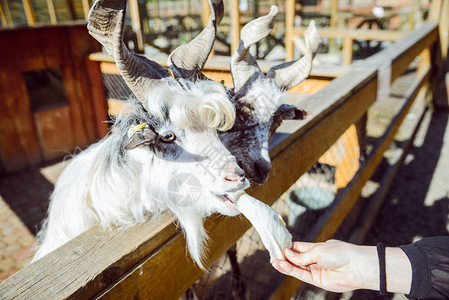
33;0;320;269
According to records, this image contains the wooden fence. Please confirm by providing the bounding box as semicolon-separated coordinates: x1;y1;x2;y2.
0;20;444;299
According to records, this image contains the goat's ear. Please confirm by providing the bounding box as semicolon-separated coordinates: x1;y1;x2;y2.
278;104;307;120
126;127;158;150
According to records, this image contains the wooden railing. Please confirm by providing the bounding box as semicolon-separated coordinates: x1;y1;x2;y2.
0;21;443;299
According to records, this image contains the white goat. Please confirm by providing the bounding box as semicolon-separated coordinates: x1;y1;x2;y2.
33;0;320;270
33;0;249;270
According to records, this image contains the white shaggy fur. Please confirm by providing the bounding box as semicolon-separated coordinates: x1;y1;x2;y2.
33;80;249;270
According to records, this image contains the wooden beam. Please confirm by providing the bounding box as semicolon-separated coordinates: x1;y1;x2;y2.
342;37;353;65
22;0;36;25
0;213;178;299
439;0;449;60
86;60;109;138
82;0;90;20
285;0;295;61
230;0;240;55
46;0;57;24
292;27;408;41
0;1;8;27
2;0;14;27
128;0;144;52
364;22;438;83
429;0;442;22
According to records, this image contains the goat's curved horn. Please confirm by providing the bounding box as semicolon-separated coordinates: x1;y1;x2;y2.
267;21;321;91
88;0;171;102
231;6;278;93
168;0;224;80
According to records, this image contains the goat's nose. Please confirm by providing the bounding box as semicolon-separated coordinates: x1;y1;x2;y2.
253;160;271;184
224;164;246;182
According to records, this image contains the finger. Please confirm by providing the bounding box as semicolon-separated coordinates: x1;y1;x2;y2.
285;245;320;266
291;241;316;253
272;260;314;284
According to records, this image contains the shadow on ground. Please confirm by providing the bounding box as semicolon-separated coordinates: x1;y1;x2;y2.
348;110;449;299
0;161;59;235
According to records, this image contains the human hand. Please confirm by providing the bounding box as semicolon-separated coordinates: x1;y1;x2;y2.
271;240;379;293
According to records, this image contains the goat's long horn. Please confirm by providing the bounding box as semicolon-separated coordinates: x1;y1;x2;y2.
168;0;224;80
88;0;171;102
231;6;278;93
267;21;320;91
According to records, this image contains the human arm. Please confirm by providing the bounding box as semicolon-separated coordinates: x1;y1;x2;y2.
271;239;412;294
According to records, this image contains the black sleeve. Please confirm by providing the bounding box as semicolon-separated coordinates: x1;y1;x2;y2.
399;236;449;299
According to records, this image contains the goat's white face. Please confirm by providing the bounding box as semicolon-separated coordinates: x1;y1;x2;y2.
123;80;249;216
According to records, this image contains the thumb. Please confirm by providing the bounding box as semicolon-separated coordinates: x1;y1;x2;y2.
284;244;321;266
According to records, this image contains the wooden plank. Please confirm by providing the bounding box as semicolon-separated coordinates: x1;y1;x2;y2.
292;27;408;41
0;1;8;27
342;37;353;65
230;0;240;55
100;61;120;74
86;59;109;138
55;27;90;148
2;0;13;27
15;29;46;71
34;106;75;161
82;0;90;20
439;0;449;60
128;0;144;52
364;22;438;83
0;213;178;299
285;0;295;61
96;215;251;299
89;52;348;78
0;31;42;170
22;0;36;25
270;64;432;300
46;0;57;24
429;0;442;22
67;25;102;144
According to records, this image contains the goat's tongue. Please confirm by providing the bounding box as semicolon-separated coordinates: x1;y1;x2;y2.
228;191;292;262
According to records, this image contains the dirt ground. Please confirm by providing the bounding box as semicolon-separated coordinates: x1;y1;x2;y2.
342;108;449;300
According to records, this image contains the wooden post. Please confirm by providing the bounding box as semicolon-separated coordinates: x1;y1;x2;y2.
201;0;209;27
342;37;353;65
46;0;57;24
2;0;13;26
440;0;449;60
429;0;442;22
129;0;144;52
230;0;240;55
0;2;8;27
82;0;91;20
285;0;295;61
22;0;36;25
329;0;338;53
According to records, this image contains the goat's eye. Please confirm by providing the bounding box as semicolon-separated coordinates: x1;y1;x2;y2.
161;132;176;142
